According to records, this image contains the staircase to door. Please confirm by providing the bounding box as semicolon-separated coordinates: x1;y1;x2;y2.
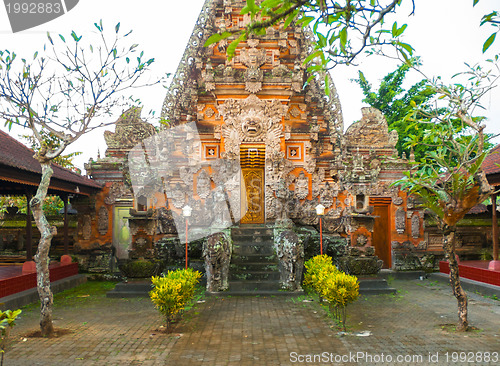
226;225;282;295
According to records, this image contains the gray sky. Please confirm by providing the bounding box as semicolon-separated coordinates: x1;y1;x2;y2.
0;0;498;170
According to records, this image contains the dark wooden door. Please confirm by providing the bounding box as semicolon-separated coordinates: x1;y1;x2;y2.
370;198;391;269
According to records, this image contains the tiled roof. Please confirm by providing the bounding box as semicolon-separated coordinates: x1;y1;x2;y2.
467;203;488;215
0;130;102;189
483;144;500;176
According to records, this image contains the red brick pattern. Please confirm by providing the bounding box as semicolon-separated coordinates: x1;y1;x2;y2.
0;262;78;298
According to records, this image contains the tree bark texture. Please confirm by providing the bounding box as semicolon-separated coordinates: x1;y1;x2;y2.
31;163;56;337
443;228;468;331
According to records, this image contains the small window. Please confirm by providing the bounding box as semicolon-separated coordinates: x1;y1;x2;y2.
356;194;365;210
137;195;147;212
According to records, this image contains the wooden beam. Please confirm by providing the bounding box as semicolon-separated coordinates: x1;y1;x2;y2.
492;193;498;261
26;190;33;261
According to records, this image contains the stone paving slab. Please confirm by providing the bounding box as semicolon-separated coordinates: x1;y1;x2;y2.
4;279;500;365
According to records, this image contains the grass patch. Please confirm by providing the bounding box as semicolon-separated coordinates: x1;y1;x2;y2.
21;281;118;311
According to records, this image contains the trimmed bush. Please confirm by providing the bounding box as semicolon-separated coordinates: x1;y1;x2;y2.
1;309;21;365
303;254;339;293
320;271;360;330
149;268;201;329
303;254;359;331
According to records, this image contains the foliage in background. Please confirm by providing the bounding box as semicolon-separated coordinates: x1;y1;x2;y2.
304;255;359;331
0;20;159;337
393;57;499;331
207;1;498;93
21;130;82;174
354;60;440;160
150;268;201;330
0;309;22;366
476;0;500;52
354;59;494;162
0;195;63;216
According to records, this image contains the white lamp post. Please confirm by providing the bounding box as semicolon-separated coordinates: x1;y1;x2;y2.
182;205;192;269
315;204;325;255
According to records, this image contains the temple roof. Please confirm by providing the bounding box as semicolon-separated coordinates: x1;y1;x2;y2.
0;130;102;195
160;0;343;136
483;144;500;176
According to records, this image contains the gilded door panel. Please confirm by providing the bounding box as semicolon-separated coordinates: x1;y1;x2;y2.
241;168;265;224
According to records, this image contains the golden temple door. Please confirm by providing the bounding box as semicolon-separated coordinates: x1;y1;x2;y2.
240;145;265;224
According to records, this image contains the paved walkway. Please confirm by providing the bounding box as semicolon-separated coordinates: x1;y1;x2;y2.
5;279;500;365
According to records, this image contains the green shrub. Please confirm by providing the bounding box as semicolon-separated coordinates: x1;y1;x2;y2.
149;268;201;329
1;309;22;366
303;254;359;331
120;259;161;278
303;254;339;293
320;271;360;330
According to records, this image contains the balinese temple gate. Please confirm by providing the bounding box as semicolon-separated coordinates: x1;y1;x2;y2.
84;0;427;289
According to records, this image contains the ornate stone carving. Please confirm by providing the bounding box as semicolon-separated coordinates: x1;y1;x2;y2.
98;206;109;236
104;107;156;150
396;207;406;234
274;179;294;228
411;212;420;239
344;107;398;150
356;234;368;247
274;230;304;291
239;47;266;69
203;232;232;292
211;185;232;228
218;95;285;157
295;171;309;199
105;182;131;205
320;181;335;207
196;169;211;199
82;215;92;240
171;183;186;209
157;207;176;234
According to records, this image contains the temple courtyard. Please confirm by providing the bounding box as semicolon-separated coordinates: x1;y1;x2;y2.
4;279;500;366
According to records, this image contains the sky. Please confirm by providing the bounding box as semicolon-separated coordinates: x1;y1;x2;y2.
0;0;498;171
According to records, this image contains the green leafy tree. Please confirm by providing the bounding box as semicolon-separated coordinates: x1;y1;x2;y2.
0;21;158;337
394;59;499;331
22;130;82;173
206;0;413;72
354;60;440;160
0;195;63;215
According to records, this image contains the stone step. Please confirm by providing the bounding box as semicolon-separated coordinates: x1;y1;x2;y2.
228;280;282;292
358;278;397;295
232;235;274;243
230;262;278;271
232;245;274;255
231;227;273;237
208;289;303;297
231;254;277;263
106;281;152;298
229;271;280;281
358;278;391;289
231;240;274;246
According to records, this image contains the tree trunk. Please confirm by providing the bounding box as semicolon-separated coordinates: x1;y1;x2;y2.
31;163;56;337
442;227;468;331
